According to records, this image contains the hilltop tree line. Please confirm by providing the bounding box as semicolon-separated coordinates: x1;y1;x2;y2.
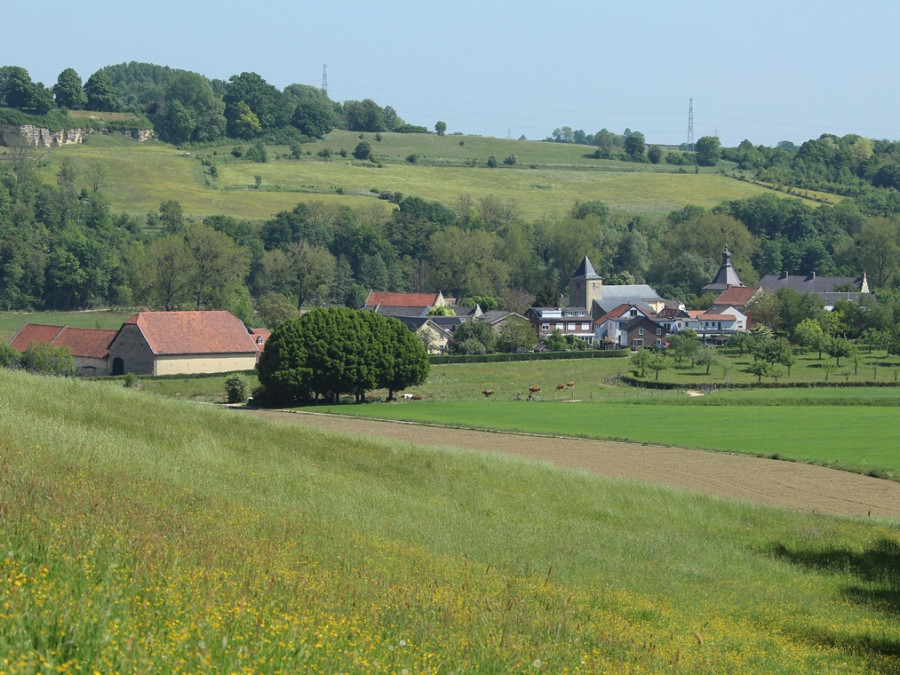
0;62;425;146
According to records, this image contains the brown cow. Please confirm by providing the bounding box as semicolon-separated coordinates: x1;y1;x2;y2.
482;389;494;397
556;383;565;391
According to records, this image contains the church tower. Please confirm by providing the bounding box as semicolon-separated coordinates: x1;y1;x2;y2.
703;246;744;293
569;256;602;309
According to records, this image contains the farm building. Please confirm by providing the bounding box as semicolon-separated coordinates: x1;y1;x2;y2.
9;312;266;377
9;324;118;376
106;311;265;376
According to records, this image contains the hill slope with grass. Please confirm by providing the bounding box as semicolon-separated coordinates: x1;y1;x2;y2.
34;130;830;221
1;368;897;672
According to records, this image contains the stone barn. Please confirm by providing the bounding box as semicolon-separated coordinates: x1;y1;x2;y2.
107;311;262;376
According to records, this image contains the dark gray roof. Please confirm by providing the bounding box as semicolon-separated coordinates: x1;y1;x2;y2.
571;256;601;280
703;247;744;292
757;274;861;294
478;310;514;324
592;285;665;315
370;305;431;317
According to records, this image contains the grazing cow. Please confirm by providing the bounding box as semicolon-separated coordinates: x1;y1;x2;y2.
556;383;565;391
567;381;575;388
529;386;541;393
482;389;494;397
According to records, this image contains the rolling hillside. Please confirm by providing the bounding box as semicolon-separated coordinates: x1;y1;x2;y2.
1;367;898;672
34;130;832;221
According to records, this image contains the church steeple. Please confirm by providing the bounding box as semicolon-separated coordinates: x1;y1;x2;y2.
569;256;603;309
703;246;745;293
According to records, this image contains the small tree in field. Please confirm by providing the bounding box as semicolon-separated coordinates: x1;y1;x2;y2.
224;374;249;403
353;141;372;160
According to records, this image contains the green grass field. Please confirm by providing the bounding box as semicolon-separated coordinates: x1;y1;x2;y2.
1;367;898;673
309;398;900;479
37;131;831;222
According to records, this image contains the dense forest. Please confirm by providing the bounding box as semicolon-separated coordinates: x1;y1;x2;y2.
1;62;899;344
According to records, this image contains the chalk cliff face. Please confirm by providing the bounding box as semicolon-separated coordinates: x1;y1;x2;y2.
0;124;154;148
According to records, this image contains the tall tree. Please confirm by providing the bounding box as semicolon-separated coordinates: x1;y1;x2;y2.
695;136;721;166
84;70;119;111
223;72;290;137
53;68;87;109
624;130;646;162
0;66;34;108
154;71;226;144
182;223;251;310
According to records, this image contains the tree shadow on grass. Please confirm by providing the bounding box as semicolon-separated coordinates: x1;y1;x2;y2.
769;538;900;663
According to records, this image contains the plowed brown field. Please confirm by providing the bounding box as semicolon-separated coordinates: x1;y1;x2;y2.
247;409;900;520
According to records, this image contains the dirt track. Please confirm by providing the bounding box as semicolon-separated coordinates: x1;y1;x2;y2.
247;409;900;521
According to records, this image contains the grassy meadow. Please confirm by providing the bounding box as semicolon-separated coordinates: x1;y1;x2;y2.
37;130;829;222
1;368;898;673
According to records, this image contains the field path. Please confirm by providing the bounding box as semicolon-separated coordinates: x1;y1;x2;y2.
247;410;900;521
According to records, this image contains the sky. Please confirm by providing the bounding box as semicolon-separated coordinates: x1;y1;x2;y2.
5;0;899;148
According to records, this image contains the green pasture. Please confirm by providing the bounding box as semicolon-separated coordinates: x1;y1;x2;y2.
38;131;827;222
1;367;898;672
310;398;900;480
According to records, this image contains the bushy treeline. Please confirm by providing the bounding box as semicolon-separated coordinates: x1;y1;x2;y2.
0;62;421;146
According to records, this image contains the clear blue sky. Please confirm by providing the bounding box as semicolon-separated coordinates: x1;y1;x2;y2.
5;0;898;148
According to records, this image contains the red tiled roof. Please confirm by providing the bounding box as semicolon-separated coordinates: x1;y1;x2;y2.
698;313;736;321
594;304;645;325
714;286;759;307
9;324;116;359
248;327;270;352
124;311;257;355
364;292;440;308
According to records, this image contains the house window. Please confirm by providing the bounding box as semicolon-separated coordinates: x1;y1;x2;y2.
542;323;550;331
638;328;644;335
567;322;576;331
629;309;637;317
581;322;590;331
656;327;662;335
655;339;663;346
632;339;643;347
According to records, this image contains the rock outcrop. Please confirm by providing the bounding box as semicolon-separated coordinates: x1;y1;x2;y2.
0;124;154;148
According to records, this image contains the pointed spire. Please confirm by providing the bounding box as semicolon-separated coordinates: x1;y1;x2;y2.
572;255;600;279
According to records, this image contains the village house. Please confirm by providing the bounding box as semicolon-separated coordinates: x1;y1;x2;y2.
757;271;871;310
394;317;454;355
363;291;449;317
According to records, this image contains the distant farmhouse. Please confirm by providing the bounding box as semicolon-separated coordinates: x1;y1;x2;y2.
8;311;268;376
